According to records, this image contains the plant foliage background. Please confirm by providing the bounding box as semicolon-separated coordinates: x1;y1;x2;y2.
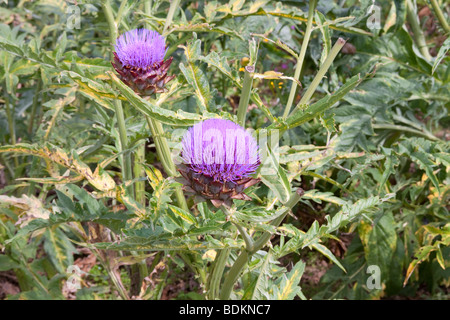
0;0;448;300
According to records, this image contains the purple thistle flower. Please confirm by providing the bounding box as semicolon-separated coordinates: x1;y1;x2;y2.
178;119;260;207
112;28;175;96
115;29;166;68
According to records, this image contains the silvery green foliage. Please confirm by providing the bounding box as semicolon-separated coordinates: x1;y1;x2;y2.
0;0;448;300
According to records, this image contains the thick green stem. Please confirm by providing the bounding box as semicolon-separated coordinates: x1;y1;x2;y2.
101;0;146;297
283;0;318;119
133;143;146;206
219;251;249;300
207;248;231;300
144;0;152;16
290;38;346;116
101;0;134;196
234;224;254;252
219;189;304;300
4;92;18;168
114;99;134;195
28;80;41;134
236;65;255;127
78;95;85;114
146;117;188;211
428;0;450;34
142;0;188;211
406;0;432;61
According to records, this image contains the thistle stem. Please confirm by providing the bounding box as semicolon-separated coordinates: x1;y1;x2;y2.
142;1;188;212
144;0;152;16
114;99;134;196
219;251;249;300
428;0;450;34
219;189;304;300
4;92;18;169
28;80;41;134
237;65;255;127
133;142;146;206
101;0;145;298
406;0;432;61
207;248;231;300
101;0;134;196
146;115;188;211
289;38;346;116
283;0;318;119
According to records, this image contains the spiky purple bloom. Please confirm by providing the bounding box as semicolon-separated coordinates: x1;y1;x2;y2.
182;119;259;181
114;29;166;68
179;119;260;207
112;28;175;96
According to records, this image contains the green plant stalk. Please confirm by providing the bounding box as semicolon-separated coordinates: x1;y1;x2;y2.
146;117;188;211
133;143;146;206
115;0;128;26
28;80;41;134
234;223;254;252
406;0;432;61
219;189;304;300
207;248;231;300
4;92;18;169
237;65;255;127
140;1;188;211
144;0;152;17
290;37;346;116
101;0;134;196
78;94;85;114
428;0;450;33
219;250;249;300
101;0;145;297
283;0;318;119
114;99;134;196
163;0;181;34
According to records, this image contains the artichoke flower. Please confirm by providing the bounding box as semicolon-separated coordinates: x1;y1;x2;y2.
179;119;260;208
112;28;175;96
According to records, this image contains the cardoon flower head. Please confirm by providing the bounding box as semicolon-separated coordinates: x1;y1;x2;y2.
112;28;175;96
178;119;260;207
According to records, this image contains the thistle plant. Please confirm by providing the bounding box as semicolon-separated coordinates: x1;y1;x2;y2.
178;119;260;208
112;29;175;96
0;0;447;303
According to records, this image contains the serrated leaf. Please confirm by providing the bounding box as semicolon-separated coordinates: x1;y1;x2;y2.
302;189;348;206
44;228;76;274
432;33;449;74
260;142;291;204
109;71;210;126
169;204;197;226
271;260;305;300
0;143;116;191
